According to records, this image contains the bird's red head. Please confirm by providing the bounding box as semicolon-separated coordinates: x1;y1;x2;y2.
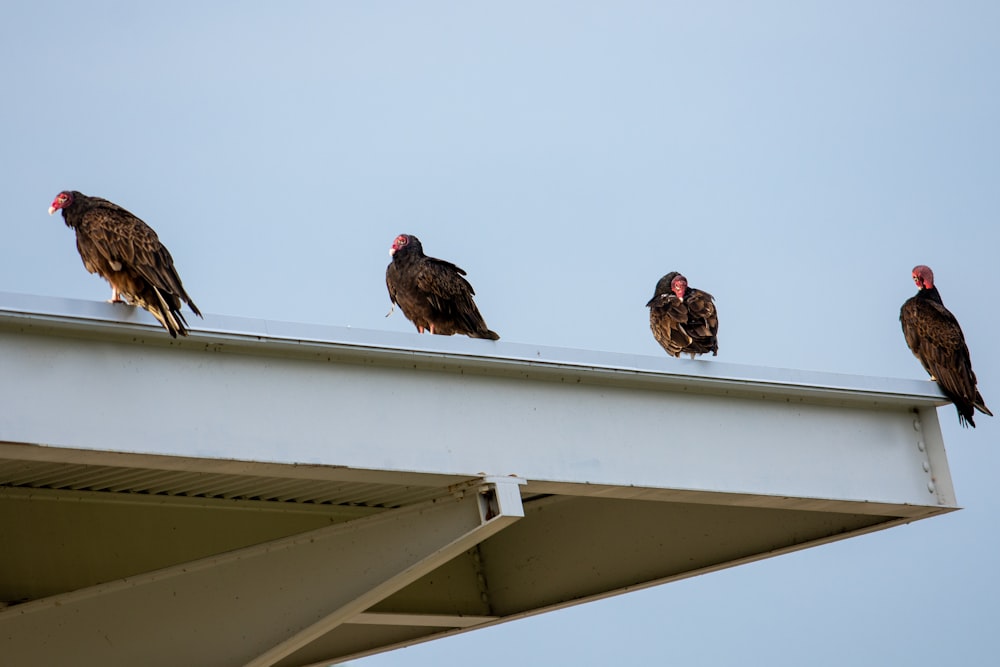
390;234;414;256
912;265;934;290
48;191;73;215
671;274;688;300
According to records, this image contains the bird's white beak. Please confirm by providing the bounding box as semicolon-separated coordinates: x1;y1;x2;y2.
48;206;56;215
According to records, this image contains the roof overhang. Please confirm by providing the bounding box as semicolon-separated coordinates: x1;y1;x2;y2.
0;292;956;666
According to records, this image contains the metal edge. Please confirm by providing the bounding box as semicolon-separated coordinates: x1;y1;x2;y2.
0;291;948;407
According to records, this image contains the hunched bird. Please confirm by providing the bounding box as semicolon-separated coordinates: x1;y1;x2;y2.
385;234;499;340
647;271;718;358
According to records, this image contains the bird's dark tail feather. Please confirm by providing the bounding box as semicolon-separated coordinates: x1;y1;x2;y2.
149;309;180;338
975;395;993;418
150;288;190;338
475;329;500;341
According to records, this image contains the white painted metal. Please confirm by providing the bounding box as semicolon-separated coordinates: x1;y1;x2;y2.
0;292;959;666
0;292;954;508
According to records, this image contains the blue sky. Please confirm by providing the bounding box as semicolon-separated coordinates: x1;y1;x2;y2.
3;2;998;664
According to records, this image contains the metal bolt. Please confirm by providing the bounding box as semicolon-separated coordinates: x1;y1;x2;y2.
917;440;925;451
927;481;936;493
913;418;921;431
922;461;930;472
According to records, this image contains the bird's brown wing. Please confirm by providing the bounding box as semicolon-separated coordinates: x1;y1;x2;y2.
79;203;200;316
386;262;401;306
684;288;718;338
415;258;496;337
648;294;691;356
901;297;978;406
646;293;688;323
414;258;474;314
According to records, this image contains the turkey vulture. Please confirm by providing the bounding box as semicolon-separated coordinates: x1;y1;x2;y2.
48;190;202;338
646;272;718;358
900;265;991;427
385;234;499;340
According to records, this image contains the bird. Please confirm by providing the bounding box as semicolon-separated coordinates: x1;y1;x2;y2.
900;264;991;427
385;234;499;340
48;190;202;338
646;271;718;359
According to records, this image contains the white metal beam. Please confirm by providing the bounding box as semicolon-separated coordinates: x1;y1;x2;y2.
0;292;955;511
0;478;524;667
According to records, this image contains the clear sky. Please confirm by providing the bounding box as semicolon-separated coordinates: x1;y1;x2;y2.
3;2;998;664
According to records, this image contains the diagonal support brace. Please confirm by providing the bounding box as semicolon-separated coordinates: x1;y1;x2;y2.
0;477;525;667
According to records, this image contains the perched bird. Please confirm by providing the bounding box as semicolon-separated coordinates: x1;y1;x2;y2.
647;272;718;358
900;265;991;427
48;190;202;338
385;234;499;340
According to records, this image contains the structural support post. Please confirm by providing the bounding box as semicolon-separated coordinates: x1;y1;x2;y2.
0;478;524;667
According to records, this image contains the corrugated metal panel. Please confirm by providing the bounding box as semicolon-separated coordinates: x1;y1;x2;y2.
0;458;447;508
